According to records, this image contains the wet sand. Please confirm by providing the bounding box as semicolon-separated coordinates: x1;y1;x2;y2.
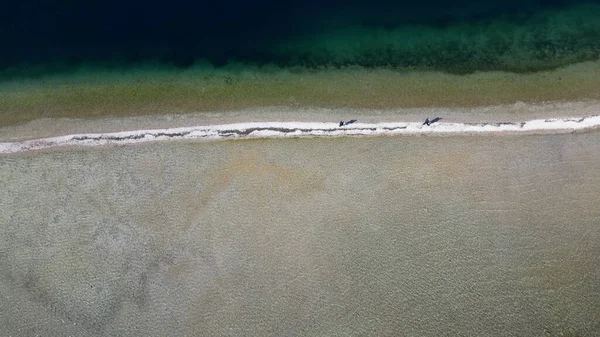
1;133;599;336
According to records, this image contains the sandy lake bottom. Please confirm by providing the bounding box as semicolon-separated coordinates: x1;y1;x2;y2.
1;132;599;336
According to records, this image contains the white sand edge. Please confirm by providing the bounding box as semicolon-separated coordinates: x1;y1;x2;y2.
1;115;599;154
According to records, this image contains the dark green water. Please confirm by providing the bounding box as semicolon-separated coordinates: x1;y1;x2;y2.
3;1;600;79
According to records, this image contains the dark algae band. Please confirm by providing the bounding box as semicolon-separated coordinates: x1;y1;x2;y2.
2;1;600;79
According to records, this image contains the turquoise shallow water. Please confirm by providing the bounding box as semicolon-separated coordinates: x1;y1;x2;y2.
1;133;599;336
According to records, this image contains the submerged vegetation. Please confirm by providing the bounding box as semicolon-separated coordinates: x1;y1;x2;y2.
2;4;600;81
270;4;600;72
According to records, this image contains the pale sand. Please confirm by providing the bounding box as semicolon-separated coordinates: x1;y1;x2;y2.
2;100;600;142
3;115;600;154
1;133;599;336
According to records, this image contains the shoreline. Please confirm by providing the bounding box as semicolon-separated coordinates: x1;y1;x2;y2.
3;100;600;141
2;114;599;154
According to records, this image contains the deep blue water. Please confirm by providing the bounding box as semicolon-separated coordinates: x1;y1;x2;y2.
2;0;599;76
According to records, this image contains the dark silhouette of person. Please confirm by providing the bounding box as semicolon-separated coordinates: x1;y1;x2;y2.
423;117;442;126
339;119;357;127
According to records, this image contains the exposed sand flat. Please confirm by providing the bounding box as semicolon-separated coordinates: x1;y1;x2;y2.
1;133;599;336
3;100;600;142
1;111;600;154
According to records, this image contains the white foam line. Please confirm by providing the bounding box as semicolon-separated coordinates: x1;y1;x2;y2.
2;115;600;154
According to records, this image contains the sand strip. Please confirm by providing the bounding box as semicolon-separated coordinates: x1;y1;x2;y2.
2;114;600;154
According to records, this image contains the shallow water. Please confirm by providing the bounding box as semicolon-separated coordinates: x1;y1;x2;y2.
1;133;599;336
3;61;600;128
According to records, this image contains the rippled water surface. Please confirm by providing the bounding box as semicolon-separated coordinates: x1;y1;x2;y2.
1;134;599;336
